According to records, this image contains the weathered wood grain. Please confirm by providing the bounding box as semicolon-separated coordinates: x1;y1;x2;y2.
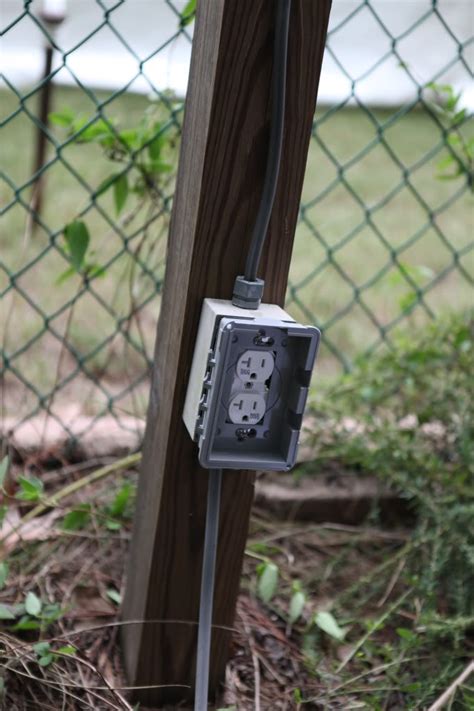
122;0;332;705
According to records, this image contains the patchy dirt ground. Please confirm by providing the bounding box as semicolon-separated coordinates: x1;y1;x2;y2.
0;456;472;711
0;511;391;710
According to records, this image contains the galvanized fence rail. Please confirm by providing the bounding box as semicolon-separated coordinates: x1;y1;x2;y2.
0;0;472;443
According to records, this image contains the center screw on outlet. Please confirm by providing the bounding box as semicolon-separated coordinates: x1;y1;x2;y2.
254;330;275;346
236;427;257;441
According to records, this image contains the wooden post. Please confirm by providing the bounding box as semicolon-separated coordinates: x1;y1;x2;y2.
122;0;332;705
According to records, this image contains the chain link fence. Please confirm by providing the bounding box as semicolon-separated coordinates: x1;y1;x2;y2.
1;0;472;447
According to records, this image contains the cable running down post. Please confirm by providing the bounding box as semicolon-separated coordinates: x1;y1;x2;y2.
232;0;292;310
194;468;223;711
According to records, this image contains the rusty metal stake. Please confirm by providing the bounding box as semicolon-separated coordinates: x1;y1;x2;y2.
31;0;67;228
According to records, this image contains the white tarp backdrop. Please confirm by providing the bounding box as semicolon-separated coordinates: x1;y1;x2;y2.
1;0;473;108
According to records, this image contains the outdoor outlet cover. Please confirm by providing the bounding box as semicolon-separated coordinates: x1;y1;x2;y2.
183;299;320;471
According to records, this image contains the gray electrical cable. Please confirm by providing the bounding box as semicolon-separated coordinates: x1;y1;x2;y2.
243;0;292;283
194;468;222;711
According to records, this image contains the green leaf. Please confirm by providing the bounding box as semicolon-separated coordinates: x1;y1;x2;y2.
396;627;415;641
17;476;44;501
257;562;279;604
96;172;120;197
98;133;117;150
107;589;122;606
148;129;164;160
38;654;54;667
67;114;88;135
64;221;90;272
436;154;455;171
34;641;51;656
85;263;107;280
62;507;90;531
0;604;16;621
34;642;55;667
314;610;346;641
447;133;461;146
445;91;461;112
55;266;77;285
25;592;42;617
109;482;133;518
0;563;9;590
148;160;173;174
113;173;129;215
289;590;306;624
453;108;467;125
0;457;9;487
76;118;112;143
395;262;434;286
180;0;196;27
12;616;41;631
105;519;122;531
49;107;75;127
56;645;76;656
41;603;64;623
118;128;139;150
399;291;418;313
437;170;463;181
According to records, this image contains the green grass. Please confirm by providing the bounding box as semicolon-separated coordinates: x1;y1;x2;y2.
1;86;175;420
1;85;473;420
290;104;473;371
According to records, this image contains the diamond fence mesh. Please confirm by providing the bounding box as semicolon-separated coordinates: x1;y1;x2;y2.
0;0;472;447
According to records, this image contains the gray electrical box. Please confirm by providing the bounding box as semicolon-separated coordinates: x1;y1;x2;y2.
183;299;320;471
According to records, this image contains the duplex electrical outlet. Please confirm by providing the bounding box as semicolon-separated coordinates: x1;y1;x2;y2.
183;299;320;471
